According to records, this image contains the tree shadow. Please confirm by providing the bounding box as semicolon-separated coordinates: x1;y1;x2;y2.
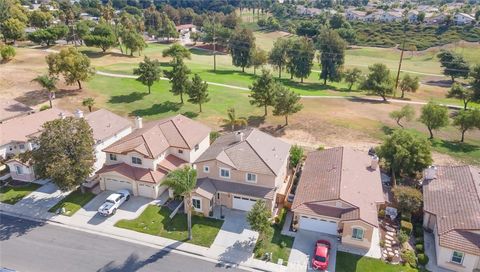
247;115;265;127
188;48;213;56
278;78;338;92
0;214;45;241
80;50;134;59
131;101;181;117
424;79;452;88
15;88;81;106
109;91;148;104
431;139;479;154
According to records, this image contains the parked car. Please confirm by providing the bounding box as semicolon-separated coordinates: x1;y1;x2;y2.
97;190;130;216
312;240;331;270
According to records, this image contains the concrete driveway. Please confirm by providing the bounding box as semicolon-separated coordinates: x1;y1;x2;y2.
70;191;154;226
209;209;258;266
13;182;70;217
287;230;337;272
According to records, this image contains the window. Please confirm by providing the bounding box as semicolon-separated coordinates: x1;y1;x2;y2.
109;154;117;161
246;173;257;183
203;166;210;173
132;157;142;165
220;168;230;178
451;251;464;264
194;144;199;151
15;165;23;174
19;144;25;150
352;228;364;240
217;193;220;199
178;149;184;154
192;198;201;210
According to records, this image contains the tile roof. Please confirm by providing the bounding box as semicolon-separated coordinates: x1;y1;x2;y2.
292;147;384;227
97;163;168;184
103;114;210;159
195;128;290;176
0;108;71;146
423;165;480;255
196;177;276;200
84;109;132;142
158;154;187;172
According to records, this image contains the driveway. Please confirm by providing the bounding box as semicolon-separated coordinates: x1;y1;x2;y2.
70;191;155;226
209;209;258;265
13;182;70;217
287;230;337;272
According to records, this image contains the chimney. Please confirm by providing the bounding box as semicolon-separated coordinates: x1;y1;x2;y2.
58;112;66;119
234;131;244;142
370;155;379;170
424;165;437;180
74;109;84;118
135;116;143;129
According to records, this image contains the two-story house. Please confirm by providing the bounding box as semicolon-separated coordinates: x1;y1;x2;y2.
192;128;291;216
97;114;211;199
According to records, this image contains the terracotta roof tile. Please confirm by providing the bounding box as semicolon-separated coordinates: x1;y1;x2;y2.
158;154;187;171
84;109;132;142
196;177;275;200
97;163;167;184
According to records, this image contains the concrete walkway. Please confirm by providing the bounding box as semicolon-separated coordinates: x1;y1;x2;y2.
424;231;454;272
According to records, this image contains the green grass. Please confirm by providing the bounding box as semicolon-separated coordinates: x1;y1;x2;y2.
0;183;41;204
48;189;96;216
253;208;294;265
115;205;224;247
430;138;480;165
336;252;418;272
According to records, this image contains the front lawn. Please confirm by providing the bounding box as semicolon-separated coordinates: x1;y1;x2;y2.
253;208;295;265
48;189;96;216
115;205;224;247
0;183;41;204
336;252;418;272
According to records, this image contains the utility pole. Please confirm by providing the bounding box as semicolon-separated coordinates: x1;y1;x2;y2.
394;22;408;97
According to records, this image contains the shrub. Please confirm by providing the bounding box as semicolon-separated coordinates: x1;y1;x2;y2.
289;145;304;168
40;105;51;111
415;243;424;253
280;240;287;248
401;220;413;235
417;253;429;266
415;237;424;244
401;212;412;222
378;209;385;219
414;225;424;237
398;230;409;244
380;240;385;247
0;45;16;61
401;249;417;268
210;131;220;143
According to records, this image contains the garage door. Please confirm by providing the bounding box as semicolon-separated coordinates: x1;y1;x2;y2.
138;183;154;198
299;216;338;235
232;195;257;211
105;178;132;192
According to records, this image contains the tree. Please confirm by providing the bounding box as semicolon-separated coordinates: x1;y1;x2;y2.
343;68;362;91
32;74;57;108
447;83;475;110
222;107;247;131
1;18;25;43
251;47;268;75
437;50;470;82
360;63;394;101
158;16;178;41
122;30;146;56
187;74;210;112
29;10;53;28
399;74;419;99
83;21;117;52
82;97;95;112
419;102;449;139
316;28;346;85
392;186;423;216
246;200;272;241
162;43;191;64
453;109;480;142
468;65;480;104
249;69;277;116
268;38;291;79
46;48;95;90
163;166;197;241
28;25;68;46
133;56;161;94
389;105;415;128
289;145;304;168
272;84;303;126
30;117;95;191
417;11;425;23
289;37;315;83
164;60;190;103
377;129;432;186
229;27;255;72
0;44;15;61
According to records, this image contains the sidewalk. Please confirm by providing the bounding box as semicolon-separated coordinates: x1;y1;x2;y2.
0;194;287;272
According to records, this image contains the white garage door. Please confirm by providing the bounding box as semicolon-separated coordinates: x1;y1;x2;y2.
105;178;132;192
299;216;338;235
232;195;257;211
138;183;154;198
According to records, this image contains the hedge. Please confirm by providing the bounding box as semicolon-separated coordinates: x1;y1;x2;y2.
415;243;424;253
418;253;429;266
401;220;413;235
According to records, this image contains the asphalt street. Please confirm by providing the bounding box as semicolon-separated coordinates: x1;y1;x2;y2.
0;214;247;272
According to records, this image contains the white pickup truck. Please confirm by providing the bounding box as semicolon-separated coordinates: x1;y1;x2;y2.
97;190;130;216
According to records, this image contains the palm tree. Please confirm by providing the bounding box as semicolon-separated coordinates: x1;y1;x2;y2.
163;166;197;240
32;75;57;108
82;97;95;112
222;108;248;131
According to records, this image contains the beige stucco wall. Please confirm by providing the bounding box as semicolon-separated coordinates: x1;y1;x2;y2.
99;172;163;198
423;212;436;231
341;220;374;249
6;161;35;182
93;127;132;172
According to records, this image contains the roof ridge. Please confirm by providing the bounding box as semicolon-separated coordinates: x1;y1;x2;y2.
140;134;154;158
337;147;344;199
167;116;190;149
244;136;276;176
467;166;480;206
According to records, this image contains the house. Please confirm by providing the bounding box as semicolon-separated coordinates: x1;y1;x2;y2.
0;100;33;123
378;11;403;23
422;165;480;272
454;13;475;25
2;108;132;182
192;128;291;216
346;9;366;21
97;115;211;199
296;5;323;16
291;147;384;250
406;10;419;23
425;13;448;25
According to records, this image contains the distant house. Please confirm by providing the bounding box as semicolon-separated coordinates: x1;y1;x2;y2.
296;5;323;16
425;13;448;25
346;9;366;21
98;115;210;199
378;11;403;23
175;24;197;43
292;147;384;251
423;165;480;272
407;10;419;23
454;13;475;25
364;11;382;22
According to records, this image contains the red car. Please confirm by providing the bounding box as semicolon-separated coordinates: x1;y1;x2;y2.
312;240;331;271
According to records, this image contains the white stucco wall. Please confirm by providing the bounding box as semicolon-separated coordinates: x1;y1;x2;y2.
93;127;132;172
434;226;480;272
